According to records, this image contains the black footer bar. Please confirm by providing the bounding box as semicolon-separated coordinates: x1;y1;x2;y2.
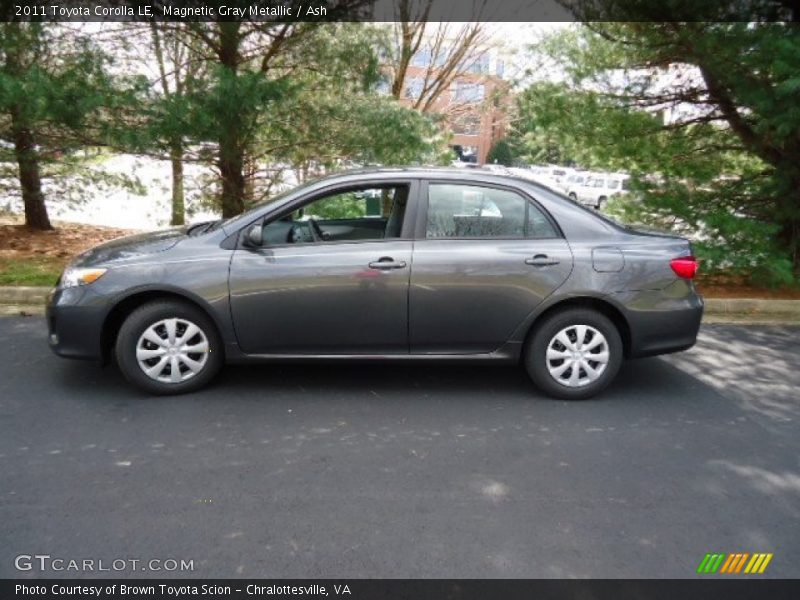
4;579;800;600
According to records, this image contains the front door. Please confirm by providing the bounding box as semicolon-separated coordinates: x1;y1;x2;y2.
229;183;415;354
409;181;573;354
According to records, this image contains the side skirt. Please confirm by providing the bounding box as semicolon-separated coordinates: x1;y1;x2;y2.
224;341;523;365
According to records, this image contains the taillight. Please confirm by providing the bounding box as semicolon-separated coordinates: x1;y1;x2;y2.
670;256;698;279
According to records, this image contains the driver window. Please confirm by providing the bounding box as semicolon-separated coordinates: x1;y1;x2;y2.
261;185;409;246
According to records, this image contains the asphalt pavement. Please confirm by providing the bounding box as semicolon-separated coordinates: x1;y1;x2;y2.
0;316;798;578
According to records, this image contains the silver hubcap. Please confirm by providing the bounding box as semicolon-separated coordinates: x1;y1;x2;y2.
546;325;610;388
136;318;209;383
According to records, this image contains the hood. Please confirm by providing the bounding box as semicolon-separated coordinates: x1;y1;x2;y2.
71;228;186;267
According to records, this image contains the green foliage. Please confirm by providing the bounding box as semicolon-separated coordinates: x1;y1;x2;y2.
0;23;146;219
486;139;515;166
0;257;63;286
516;18;800;283
306;192;368;220
131;22;444;209
250;24;444;171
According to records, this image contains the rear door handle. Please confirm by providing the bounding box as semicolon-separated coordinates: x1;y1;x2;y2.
525;254;560;267
368;257;407;270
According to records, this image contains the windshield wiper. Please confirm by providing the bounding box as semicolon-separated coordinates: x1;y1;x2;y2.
186;220;220;236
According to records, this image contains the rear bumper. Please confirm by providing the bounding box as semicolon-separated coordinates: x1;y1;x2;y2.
612;282;704;358
46;287;106;361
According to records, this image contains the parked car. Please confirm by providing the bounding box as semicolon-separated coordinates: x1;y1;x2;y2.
561;171;589;194
511;166;562;190
565;174;629;210
47;168;702;400
545;165;574;186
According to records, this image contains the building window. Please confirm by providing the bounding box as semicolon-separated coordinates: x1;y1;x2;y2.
374;76;391;95
411;47;432;68
451;114;482;136
404;77;424;100
433;46;451;67
463;54;490;75
453;81;485;103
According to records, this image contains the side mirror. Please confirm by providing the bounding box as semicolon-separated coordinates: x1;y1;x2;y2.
244;223;263;247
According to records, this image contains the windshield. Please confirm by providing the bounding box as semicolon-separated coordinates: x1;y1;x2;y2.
219;178;321;230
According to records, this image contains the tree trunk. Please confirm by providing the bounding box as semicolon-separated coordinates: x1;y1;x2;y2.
217;23;246;218
777;217;799;274
169;143;185;226
243;154;256;206
11;108;52;230
777;182;800;275
219;143;245;218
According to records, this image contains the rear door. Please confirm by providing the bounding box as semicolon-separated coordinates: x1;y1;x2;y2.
409;181;573;354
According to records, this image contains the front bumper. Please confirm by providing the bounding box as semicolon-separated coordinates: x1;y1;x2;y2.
46;286;106;361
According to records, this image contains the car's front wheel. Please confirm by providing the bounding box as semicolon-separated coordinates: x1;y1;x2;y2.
524;308;623;400
115;300;223;395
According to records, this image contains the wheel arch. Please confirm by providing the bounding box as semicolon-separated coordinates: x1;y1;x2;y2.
100;288;226;364
521;296;632;360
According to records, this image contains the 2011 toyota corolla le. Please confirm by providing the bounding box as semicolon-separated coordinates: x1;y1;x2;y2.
46;168;703;400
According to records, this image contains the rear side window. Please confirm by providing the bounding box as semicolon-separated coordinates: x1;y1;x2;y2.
426;183;558;239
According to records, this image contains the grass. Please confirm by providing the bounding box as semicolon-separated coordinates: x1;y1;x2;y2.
0;257;65;287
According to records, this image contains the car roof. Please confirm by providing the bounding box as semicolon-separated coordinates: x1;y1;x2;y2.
318;166;559;191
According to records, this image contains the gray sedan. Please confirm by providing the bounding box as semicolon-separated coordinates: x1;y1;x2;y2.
46;168;703;399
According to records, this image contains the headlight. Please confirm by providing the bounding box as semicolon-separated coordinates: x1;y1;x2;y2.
60;267;108;288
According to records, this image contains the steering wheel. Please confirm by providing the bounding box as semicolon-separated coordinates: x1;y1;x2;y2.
288;219;323;244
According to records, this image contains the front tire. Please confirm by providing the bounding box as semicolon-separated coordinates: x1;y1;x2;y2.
115;300;223;395
524;308;623;400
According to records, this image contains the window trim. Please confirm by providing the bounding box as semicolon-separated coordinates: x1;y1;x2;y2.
237;179;420;250
415;179;564;241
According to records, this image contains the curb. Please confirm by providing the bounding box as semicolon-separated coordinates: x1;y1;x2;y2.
704;298;800;315
1;287;799;320
0;286;50;304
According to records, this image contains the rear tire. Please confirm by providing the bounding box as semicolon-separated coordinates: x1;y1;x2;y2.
568;192;578;201
597;196;607;210
115;300;223;395
524;308;623;400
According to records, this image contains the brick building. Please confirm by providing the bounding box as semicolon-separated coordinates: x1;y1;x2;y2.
397;48;511;164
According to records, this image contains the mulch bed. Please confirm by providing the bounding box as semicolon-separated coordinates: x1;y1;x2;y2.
0;218;136;264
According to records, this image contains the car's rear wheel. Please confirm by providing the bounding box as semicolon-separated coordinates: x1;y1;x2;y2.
115;300;223;395
524;308;623;400
568;192;578;201
597;195;607;210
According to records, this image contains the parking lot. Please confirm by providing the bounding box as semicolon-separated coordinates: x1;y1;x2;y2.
1;316;798;578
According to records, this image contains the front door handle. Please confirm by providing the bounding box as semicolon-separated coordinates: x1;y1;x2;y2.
525;254;560;267
368;257;407;270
